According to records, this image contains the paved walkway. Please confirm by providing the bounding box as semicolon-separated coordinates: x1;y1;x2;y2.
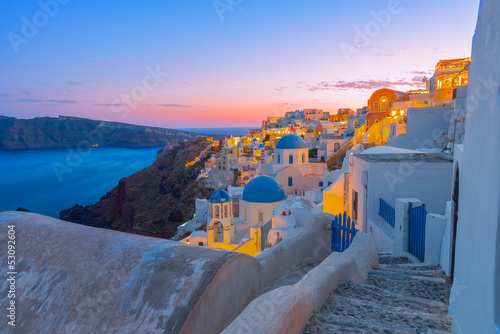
304;254;453;334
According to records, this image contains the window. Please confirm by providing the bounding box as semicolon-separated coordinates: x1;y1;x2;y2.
288;177;293;187
258;211;264;223
352;190;358;220
373;101;379;110
277;153;281;163
289;154;293;164
215;206;220;218
319;181;323;187
224;205;228;218
243;208;247;221
198;242;204;246
302;153;305;163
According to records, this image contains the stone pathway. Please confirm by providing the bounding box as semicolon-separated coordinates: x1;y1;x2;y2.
304;254;453;334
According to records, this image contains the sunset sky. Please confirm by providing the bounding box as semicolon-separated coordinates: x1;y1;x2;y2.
0;0;480;128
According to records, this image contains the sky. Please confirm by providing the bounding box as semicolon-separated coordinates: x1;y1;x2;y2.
0;0;481;128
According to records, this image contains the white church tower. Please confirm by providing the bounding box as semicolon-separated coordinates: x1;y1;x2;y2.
207;186;235;245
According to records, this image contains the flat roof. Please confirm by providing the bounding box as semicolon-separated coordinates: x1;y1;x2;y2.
353;152;453;163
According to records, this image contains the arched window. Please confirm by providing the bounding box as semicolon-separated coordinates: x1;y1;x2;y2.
288;177;293;187
380;96;388;111
301;153;306;163
289;154;293;164
243;207;247;221
215;206;220;218
277;153;281;163
224;205;228;218
258;211;264;223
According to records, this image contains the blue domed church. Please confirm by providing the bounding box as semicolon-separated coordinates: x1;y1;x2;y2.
239;176;286;226
270;134;327;196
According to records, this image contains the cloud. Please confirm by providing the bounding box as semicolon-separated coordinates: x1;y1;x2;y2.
157;104;191;108
16;99;77;104
302;77;426;92
95;103;127;107
408;70;432;75
275;86;288;92
67;81;84;86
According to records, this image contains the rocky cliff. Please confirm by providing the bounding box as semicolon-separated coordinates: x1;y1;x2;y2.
60;138;216;239
0;115;209;150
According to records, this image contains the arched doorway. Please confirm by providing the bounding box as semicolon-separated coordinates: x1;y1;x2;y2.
213;222;223;243
451;166;460;280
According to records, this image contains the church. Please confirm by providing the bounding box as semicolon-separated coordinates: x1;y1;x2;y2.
259;134;327;196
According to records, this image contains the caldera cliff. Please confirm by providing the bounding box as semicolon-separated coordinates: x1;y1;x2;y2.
0;115;208;150
60;138;216;238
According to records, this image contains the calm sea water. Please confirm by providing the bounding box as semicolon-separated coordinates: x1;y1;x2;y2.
0;147;161;218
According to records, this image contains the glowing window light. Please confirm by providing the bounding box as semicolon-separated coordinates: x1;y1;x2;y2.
391;110;397;117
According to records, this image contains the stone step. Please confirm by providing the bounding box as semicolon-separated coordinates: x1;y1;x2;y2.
366;272;450;304
304;256;452;333
378;256;414;266
377;266;446;279
330;282;449;315
305;312;452;334
305;291;452;333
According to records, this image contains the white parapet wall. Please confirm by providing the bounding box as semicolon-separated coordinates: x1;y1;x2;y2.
222;232;378;334
424;213;446;265
256;213;333;287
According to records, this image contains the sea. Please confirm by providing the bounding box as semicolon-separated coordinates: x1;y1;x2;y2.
0;127;252;219
0;147;161;218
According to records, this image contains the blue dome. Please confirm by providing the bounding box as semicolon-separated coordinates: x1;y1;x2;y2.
275;134;307;149
241;176;286;203
209;188;231;203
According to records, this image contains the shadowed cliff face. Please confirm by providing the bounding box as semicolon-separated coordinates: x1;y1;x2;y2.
60;138;215;239
0;115;207;150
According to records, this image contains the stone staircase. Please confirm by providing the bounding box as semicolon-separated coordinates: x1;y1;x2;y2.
304;254;453;333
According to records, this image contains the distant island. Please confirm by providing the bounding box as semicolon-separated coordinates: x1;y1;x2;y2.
0;115;217;150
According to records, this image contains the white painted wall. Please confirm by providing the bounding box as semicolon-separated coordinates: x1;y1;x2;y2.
348;154;452;251
273;147;309;165
276;166;323;196
387;106;451;150
449;1;500;332
424;213;446;265
239;200;284;227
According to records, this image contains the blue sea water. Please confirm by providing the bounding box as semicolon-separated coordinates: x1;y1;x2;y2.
0;147;161;218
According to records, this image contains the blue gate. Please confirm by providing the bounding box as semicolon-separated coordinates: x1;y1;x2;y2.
331;212;357;253
379;198;395;228
408;203;427;261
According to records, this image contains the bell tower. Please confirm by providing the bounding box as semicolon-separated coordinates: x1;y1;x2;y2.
207;185;235;245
